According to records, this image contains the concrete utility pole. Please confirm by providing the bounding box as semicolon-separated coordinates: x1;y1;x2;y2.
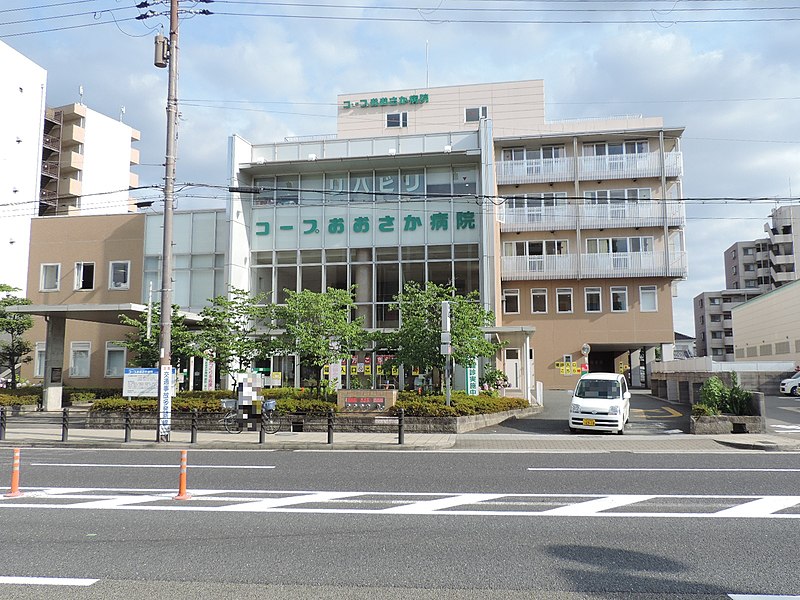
157;0;179;442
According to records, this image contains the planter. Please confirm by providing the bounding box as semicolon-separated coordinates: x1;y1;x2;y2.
690;415;766;435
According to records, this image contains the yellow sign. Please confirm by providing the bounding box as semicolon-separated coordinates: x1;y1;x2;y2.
376;365;384;375
350;365;358;375
323;365;330;375
364;365;372;375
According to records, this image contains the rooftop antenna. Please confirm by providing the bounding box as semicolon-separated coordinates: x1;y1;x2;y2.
425;40;429;88
78;85;84;105
120;106;126;121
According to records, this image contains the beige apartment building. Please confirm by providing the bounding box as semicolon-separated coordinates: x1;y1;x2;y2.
732;279;800;365
21;214;146;391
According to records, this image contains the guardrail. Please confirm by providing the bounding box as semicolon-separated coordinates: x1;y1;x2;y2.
0;407;407;445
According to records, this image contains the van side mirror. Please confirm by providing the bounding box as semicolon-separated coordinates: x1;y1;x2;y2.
623;391;631;400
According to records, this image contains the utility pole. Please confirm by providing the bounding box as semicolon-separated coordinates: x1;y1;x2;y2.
138;0;210;441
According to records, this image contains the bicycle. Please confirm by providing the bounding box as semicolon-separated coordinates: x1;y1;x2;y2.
261;400;283;434
221;409;243;434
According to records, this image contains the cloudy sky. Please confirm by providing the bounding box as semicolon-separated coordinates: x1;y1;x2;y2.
3;0;799;337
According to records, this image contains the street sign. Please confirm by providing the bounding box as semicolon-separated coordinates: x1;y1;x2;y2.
123;368;159;397
159;365;173;438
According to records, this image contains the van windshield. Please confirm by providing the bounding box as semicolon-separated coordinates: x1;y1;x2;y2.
575;379;620;400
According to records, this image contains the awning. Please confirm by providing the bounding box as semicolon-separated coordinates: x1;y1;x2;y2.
6;303;203;326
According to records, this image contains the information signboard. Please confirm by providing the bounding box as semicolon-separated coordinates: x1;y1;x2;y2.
123;368;159;397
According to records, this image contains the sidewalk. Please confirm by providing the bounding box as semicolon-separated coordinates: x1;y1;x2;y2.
1;425;799;452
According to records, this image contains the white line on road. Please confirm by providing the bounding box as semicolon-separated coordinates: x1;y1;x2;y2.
0;576;98;586
382;493;504;514
527;468;800;472
713;496;800;518
30;463;276;469
216;491;363;512
540;495;655;516
729;595;800;599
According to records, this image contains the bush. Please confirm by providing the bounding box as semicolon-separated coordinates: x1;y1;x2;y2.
90;397;223;413
261;387;317;401
176;390;233;401
276;397;337;415
724;374;753;416
698;376;727;413
0;387;43;398
391;393;528;417
691;403;718;417
694;374;755;417
0;394;39;407
68;392;96;404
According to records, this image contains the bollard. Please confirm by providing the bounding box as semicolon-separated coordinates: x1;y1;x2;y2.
327;410;334;445
190;409;198;444
4;448;22;498
259;410;266;444
61;408;69;443
0;406;6;441
124;408;132;443
398;408;405;445
173;449;191;500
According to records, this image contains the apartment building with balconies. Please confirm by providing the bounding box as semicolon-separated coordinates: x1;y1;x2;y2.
693;289;762;361
38;102;141;216
695;205;799;360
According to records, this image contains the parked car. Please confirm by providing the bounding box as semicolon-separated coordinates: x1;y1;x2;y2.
780;371;800;397
568;372;631;435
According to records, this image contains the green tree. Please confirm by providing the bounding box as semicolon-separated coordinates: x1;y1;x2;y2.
0;284;34;389
384;282;498;392
274;287;368;397
197;287;276;387
118;303;196;368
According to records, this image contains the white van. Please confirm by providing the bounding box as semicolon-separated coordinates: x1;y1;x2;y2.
568;372;631;435
780;371;800;396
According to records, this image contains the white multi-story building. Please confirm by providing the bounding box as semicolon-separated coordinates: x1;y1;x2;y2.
0;41;47;293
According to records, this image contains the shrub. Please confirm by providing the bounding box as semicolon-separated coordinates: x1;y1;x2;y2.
724;376;753;416
391;394;527;417
261;387;316;401
68;392;96;404
0;394;39;407
176;390;233;401
276;397;337;415
691;403;718;417
0;387;43;399
90;397;222;412
697;376;727;414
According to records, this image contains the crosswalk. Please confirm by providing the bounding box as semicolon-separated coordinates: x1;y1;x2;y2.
3;487;800;519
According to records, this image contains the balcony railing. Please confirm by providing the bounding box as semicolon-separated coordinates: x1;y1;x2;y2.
41;160;59;179
496;151;683;185
579;200;684;230
501;250;688;280
42;133;60;151
500;200;685;232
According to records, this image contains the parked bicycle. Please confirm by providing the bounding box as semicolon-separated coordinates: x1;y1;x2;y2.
261;399;283;434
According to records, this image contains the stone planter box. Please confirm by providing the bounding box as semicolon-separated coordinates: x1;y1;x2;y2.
690;415;766;435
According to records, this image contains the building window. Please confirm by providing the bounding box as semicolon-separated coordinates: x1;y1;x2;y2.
109;261;131;289
584;287;602;313
34;342;46;378
503;289;520;314
709;297;721;305
74;262;95;290
105;342;126;378
69;341;91;378
639;286;658;312
744;279;758;288
531;288;547;314
711;331;724;339
611;286;628;312
465;106;488;122
40;263;60;291
743;247;754;256
710;314;722;323
386;112;408;128
711;348;725;357
556;288;573;313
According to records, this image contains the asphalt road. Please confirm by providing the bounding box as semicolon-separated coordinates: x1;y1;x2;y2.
1;448;799;599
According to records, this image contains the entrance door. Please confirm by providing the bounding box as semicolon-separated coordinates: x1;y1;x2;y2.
505;348;520;389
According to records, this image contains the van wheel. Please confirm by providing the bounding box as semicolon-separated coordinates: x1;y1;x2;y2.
793;386;800;397
569;426;578;433
617;426;625;435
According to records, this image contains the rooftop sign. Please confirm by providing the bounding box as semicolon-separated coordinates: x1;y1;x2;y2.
342;94;429;109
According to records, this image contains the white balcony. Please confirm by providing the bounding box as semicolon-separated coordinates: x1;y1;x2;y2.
501;254;578;280
500;205;577;232
771;268;798;283
496;151;683;185
501;250;687;280
500;200;685;233
770;251;795;265
578;151;683;181
496;157;574;185
579;200;685;230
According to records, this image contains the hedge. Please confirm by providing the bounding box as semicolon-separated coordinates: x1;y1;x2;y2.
390;394;528;417
90;397;223;413
0;394;39;407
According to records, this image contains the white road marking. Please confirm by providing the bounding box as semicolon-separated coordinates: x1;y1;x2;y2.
527;467;800;472
729;595;800;599
713;496;800;518
2;488;800;519
382;493;504;514
0;576;98;586
216;491;362;511
30;463;276;469
540;495;655;516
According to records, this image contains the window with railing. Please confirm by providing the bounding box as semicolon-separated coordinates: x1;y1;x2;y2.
503;239;569;271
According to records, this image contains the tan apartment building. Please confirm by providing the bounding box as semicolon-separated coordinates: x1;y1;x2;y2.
21;213;145;391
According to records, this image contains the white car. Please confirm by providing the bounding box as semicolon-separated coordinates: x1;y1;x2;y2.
569;372;631;435
780;371;800;397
